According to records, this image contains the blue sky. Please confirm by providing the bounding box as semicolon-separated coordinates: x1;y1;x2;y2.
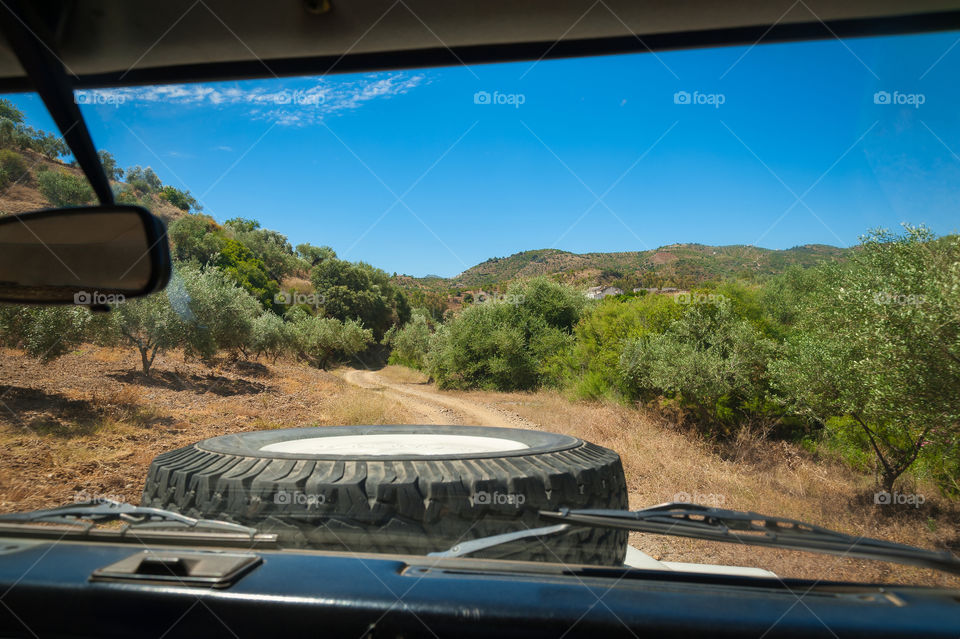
9;30;960;277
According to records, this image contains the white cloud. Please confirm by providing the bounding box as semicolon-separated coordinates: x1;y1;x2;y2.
75;73;426;126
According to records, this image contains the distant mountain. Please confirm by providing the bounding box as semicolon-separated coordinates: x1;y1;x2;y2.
395;243;847;296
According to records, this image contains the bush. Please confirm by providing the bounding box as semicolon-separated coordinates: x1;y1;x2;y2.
556;293;683;397
225;218;298;280
385;310;433;369
0;149;28;189
159;185;200;212
618;300;779;435
427;279;581;391
0;305;89;361
37;170;93;207
291;315;373;368
311;258;410;340
250;312;292;361
168;214;226;264
214;238;281;311
125;166;162;193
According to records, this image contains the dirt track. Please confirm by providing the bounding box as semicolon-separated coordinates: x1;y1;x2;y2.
342;368;539;430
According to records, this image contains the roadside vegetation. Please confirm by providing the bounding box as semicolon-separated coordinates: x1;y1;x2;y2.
391;226;960;498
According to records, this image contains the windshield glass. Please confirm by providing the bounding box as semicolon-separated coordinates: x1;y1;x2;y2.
0;29;957;586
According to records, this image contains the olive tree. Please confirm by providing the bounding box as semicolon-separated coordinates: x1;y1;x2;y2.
291;315;372;369
250;312;292;362
0;305;89;361
105;292;184;376
385;309;433;369
172;265;263;360
772;226;960;492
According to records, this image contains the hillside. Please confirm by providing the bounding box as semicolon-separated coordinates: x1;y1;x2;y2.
0;147;187;222
396;243;847;297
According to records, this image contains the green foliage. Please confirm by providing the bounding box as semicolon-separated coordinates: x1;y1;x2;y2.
125;166;162;193
98;150;123;181
0;306;89;361
226;218;298;280
508;277;586;332
311;258;410;340
214;238;281;311
0;98;24;124
385;310;433;369
771;225;960;492
159;185;201;211
296;243;336;267
250;312;292;361
618;300;779;435
103;291;184;376
32;132;68;160
168;214;226;264
291;315;373;368
557;294;683;397
171;264;264;360
0;149;28;189
36;170;94;207
427;278;581;390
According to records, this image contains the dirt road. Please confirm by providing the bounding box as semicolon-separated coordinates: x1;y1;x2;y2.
342;368;539;430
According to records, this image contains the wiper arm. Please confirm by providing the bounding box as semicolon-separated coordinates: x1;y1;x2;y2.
0;499;258;537
537;503;960;576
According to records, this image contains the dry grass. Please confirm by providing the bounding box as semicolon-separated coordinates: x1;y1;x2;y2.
377;365;430;385
0;347;411;513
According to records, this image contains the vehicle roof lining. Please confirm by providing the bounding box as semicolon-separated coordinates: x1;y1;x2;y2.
1;0;960;91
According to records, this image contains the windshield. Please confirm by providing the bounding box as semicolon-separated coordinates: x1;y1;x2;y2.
0;29;957;587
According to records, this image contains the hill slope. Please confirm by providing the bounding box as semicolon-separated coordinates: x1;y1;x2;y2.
0;148;187;222
397;243;847;296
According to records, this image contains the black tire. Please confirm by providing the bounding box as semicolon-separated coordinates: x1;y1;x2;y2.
141;425;629;566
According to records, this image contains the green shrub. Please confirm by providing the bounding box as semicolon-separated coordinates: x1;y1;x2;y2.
385;310;433;369
168;213;226;264
618;300;778;435
37;170;94;207
0;305;90;361
250;312;292;361
557;293;683;398
171;265;264;359
427;278;581;391
0;149;28;189
311;257;410;340
159;185;200;211
214;238;281;311
291;315;372;368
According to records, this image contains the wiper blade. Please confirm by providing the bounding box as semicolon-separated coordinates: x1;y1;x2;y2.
539;503;960;576
0;499;258;537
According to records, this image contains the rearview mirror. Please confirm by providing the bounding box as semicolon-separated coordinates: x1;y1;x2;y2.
0;205;171;305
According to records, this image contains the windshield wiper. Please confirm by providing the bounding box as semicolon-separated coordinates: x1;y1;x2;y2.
0;499;259;537
433;502;960;576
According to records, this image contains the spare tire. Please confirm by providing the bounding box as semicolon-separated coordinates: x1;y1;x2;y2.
141;425;628;565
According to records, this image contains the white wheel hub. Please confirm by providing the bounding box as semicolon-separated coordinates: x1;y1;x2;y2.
260;433;530;456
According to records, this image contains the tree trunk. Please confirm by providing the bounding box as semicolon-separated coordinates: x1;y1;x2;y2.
139;346;152;377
